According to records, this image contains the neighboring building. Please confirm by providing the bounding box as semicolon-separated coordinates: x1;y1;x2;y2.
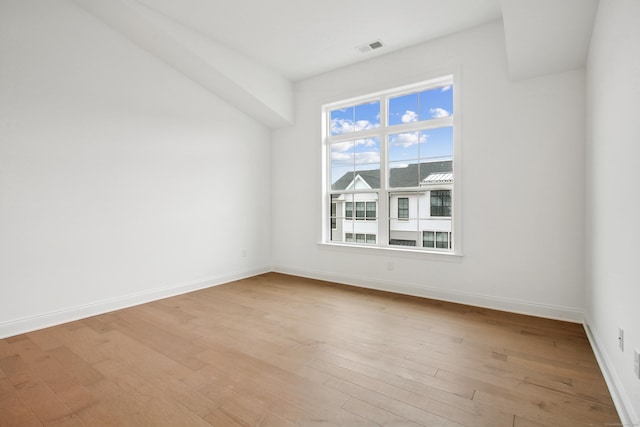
331;160;453;249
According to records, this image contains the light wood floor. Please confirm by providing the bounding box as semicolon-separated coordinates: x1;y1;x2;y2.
0;273;619;426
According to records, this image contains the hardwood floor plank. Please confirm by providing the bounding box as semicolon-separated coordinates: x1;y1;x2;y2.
324;376;462;427
343;397;424;427
0;273;620;426
309;357;513;426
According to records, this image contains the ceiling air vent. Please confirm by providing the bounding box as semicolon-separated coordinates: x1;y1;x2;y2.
357;40;384;53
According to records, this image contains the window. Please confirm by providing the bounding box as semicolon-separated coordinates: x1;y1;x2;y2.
423;231;451;249
324;75;456;252
366;202;376;221
345;233;376;245
431;190;451;217
331;202;336;229
398;197;409;219
356;202;365;220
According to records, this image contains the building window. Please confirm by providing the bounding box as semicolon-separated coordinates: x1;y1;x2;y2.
356;202;365;220
324;74;456;252
331;202;336;229
366;202;376;221
431;190;451;217
389;239;416;247
423;231;435;248
398;197;409;219
423;231;451;249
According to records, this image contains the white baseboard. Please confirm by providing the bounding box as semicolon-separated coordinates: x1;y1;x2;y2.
583;317;639;426
271;265;584;323
0;266;270;339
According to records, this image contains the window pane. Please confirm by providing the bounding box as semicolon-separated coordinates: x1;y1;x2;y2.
345;233;354;242
388;132;420;163
420;127;453;162
423;231;435;248
389;92;419;126
354;101;380;131
330;202;336;230
330;106;354;135
354;137;380;189
332;138;380;190
330;194;350;243
366;202;376;220
356;233;365;243
389;239;417;247
419;85;453;121
366;234;376;244
398;197;409;219
330;101;380;135
436;232;449;248
431;190;451;217
389;129;452;188
330;140;354;190
356;202;365;220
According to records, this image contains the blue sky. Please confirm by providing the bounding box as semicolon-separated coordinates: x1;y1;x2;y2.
388;85;453;125
330;85;452;134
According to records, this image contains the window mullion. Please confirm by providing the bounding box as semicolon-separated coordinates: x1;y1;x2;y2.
378;94;389;247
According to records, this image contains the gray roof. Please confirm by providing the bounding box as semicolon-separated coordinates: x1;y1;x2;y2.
332;160;452;190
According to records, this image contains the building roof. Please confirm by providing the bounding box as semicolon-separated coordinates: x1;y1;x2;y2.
332;160;452;190
421;172;453;185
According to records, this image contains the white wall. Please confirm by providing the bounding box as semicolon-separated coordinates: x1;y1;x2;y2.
272;20;586;321
585;0;640;423
0;0;271;337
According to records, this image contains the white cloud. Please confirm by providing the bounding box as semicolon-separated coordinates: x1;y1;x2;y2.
355;151;380;165
401;110;418;123
390;163;409;169
441;85;452;92
355;138;378;147
390;132;424;148
331;152;352;162
331;150;379;165
330;119;354;134
331;140;354;153
331;118;378;134
331;139;379;165
429;107;450;118
354;120;379;132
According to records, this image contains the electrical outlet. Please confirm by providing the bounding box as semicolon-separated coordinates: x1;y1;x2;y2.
618;328;624;351
634;348;640;380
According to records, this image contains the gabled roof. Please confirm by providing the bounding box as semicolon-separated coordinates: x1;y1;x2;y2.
332;161;452;190
332;169;381;191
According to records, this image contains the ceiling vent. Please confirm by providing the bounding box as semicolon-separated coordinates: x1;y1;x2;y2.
357;40;384;53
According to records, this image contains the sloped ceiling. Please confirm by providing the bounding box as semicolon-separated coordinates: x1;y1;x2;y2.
72;0;599;128
502;0;599;81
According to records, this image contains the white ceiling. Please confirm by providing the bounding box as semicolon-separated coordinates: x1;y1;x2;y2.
134;0;504;81
74;0;600;128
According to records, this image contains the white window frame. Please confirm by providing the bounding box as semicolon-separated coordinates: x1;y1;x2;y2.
321;73;462;256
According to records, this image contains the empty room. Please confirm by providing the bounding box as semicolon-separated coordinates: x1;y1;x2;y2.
1;0;639;425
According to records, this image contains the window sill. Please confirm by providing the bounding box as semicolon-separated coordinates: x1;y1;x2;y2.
317;242;463;262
